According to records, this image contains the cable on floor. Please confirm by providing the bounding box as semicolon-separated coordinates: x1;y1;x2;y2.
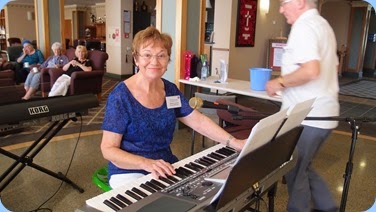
28;114;83;212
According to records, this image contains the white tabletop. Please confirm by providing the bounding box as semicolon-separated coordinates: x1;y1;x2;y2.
179;76;282;102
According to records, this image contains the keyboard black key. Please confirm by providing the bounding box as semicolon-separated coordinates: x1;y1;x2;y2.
151;179;167;189
132;187;148;198
217;148;235;156
110;197;126;208
202;156;216;164
167;175;179;183
174;169;188;178
140;183;156;193
159;177;174;185
125;190;142;201
212;152;226;159
103;199;120;211
224;146;237;153
208;153;223;160
190;162;204;169
185;164;200;172
179;166;194;175
145;181;162;191
214;150;229;157
195;159;210;167
116;194;132;205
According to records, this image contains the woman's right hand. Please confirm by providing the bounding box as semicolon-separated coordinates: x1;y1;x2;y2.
142;158;176;179
23;48;29;55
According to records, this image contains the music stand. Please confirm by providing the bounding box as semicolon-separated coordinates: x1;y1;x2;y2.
306;116;376;212
205;126;303;211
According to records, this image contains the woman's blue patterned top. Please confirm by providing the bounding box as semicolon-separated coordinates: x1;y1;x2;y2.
102;78;194;178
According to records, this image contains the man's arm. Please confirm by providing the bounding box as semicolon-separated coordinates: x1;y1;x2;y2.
266;60;320;96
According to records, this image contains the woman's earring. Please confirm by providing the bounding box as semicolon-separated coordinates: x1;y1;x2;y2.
134;66;139;74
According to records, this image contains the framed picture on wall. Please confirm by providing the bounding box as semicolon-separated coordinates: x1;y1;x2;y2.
267;38;287;71
235;0;258;47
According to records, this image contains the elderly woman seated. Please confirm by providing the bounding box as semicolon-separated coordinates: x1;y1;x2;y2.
22;42;69;100
48;45;92;97
15;39;45;84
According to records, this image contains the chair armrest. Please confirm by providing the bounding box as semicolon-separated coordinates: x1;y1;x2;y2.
48;68;65;85
40;68;51;93
69;70;104;96
70;70;104;80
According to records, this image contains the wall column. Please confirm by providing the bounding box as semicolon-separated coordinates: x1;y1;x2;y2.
104;0;133;79
34;0;65;56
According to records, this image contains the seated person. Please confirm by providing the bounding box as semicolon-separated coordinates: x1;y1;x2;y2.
22;42;69;100
101;26;246;189
15;39;45;84
48;45;92;97
0;53;13;71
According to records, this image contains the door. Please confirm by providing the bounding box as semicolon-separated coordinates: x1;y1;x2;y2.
345;3;372;77
64;19;72;48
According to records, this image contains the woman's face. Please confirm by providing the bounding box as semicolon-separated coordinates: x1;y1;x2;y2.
135;41;169;80
23;44;34;54
75;49;86;60
52;48;61;56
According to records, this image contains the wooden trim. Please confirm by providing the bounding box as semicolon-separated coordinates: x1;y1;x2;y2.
60;0;65;50
43;0;50;56
211;47;230;51
175;0;187;86
155;0;162;30
199;0;205;55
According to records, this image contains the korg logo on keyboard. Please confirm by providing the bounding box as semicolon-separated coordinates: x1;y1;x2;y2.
28;105;50;115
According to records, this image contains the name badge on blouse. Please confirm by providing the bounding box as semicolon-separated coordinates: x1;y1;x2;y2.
166;95;182;109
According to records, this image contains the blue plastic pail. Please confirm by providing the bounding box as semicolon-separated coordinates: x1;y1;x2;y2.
250;68;272;91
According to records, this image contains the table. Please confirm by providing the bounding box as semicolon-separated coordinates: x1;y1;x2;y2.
179;76;282;102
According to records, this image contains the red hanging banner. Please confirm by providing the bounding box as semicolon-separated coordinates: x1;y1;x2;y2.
235;0;258;47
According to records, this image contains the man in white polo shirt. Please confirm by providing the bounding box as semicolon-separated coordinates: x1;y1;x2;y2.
266;0;339;211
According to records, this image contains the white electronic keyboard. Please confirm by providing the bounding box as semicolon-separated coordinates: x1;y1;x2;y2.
81;141;297;212
84;144;237;211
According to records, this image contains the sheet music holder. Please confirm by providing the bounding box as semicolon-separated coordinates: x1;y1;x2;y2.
204;108;288;185
204;98;314;210
205;126;303;211
205;98;314;185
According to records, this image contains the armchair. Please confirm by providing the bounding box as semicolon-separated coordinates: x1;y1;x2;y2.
0;70;15;86
0;50;17;86
41;49;108;99
7;37;21;46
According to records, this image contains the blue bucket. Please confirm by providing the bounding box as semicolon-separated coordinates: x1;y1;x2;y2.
250;68;272;91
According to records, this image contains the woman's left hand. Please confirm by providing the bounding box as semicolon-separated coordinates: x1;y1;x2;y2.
230;139;246;152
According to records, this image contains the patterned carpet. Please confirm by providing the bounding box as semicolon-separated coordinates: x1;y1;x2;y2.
0;77;120;147
339;79;376;100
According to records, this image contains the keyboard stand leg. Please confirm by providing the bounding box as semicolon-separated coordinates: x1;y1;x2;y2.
267;183;277;212
0;118;84;193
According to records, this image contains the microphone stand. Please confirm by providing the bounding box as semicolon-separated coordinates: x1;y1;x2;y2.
229;112;376;212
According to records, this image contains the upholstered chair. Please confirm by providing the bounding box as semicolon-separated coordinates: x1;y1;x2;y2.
41;48;109;100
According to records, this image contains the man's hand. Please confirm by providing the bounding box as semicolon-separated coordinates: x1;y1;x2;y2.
266;78;283;96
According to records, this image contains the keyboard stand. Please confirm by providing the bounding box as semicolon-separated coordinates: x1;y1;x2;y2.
0;117;84;193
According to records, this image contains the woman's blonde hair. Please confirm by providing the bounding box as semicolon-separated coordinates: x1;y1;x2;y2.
75;45;88;57
132;26;173;58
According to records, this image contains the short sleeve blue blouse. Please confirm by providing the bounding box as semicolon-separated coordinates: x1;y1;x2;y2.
102;78;193;178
